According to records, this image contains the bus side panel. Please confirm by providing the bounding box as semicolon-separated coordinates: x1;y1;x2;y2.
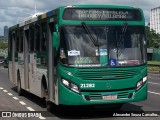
8;61;13;83
36;67;47;97
9;36;18;85
29;53;45;97
12;36;17;85
18;53;25;89
14;61;18;85
29;53;36;95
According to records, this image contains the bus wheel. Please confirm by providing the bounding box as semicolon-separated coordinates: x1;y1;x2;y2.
114;103;124;110
17;73;23;96
46;101;54;112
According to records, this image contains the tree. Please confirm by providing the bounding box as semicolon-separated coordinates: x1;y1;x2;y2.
0;42;8;50
146;26;160;48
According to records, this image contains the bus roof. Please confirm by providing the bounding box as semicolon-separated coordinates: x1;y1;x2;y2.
62;5;139;9
9;5;143;29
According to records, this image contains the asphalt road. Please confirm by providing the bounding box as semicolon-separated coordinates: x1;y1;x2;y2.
0;67;160;120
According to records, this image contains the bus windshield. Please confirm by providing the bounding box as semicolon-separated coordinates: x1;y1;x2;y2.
59;25;146;67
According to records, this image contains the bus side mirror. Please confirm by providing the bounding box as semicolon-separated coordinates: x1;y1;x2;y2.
53;32;59;50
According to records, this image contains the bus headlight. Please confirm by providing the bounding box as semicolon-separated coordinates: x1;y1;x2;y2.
143;76;147;83
136;76;147;91
62;79;70;87
61;78;80;93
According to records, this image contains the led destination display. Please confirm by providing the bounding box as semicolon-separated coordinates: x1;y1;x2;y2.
63;8;142;21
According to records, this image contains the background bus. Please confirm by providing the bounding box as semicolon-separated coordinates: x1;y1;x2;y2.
8;5;147;111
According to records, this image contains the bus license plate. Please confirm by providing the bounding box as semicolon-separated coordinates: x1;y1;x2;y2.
103;95;117;100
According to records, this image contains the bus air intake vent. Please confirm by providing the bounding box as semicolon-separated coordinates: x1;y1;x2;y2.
76;69;139;80
89;94;102;100
118;92;130;99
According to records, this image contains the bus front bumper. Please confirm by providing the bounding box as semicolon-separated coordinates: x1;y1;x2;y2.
58;82;147;105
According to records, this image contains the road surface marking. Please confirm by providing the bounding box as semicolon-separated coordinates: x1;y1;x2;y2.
0;87;3;89
13;97;19;100
3;90;8;92
26;107;46;119
1;87;46;119
39;116;46;120
19;101;26;105
26;107;35;111
148;82;160;85
8;93;13;96
148;91;160;95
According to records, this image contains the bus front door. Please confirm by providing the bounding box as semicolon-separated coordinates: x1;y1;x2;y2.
47;21;56;102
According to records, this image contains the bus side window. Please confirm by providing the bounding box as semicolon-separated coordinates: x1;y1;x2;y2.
14;31;19;52
8;33;12;52
35;23;40;51
29;25;34;52
12;32;18;52
16;31;20;52
19;29;23;52
48;22;57;66
40;22;47;51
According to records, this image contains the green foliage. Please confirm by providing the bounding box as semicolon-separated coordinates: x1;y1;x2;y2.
146;26;160;48
148;61;160;65
148;61;160;72
0;42;8;49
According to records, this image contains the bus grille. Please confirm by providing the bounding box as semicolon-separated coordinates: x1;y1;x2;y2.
118;92;130;99
76;69;139;80
85;91;133;101
89;94;102;100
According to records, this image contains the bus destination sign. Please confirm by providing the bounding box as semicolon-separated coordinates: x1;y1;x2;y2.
63;8;141;21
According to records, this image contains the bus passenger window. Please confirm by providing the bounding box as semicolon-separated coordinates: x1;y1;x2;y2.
12;34;16;51
15;32;19;52
12;33;19;52
8;33;12;52
19;30;23;52
16;31;19;52
35;23;40;51
41;22;47;51
29;25;34;52
41;32;46;51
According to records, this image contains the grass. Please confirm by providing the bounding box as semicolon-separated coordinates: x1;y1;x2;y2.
148;66;160;72
147;61;160;65
147;61;160;72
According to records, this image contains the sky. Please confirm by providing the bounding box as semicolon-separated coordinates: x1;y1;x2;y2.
0;0;159;35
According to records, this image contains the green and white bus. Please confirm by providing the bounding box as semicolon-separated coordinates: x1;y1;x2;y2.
8;5;147;110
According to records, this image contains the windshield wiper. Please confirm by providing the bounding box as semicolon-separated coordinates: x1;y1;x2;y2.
81;22;99;46
117;22;128;58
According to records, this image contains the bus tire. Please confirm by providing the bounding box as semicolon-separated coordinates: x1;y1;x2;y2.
41;77;52;111
42;76;48;97
46;101;54;112
17;72;23;96
114;103;124;110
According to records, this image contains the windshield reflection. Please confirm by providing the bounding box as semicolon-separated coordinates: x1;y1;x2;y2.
59;25;146;67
